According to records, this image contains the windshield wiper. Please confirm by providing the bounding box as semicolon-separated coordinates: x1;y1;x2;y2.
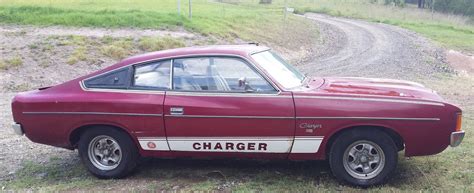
301;73;309;84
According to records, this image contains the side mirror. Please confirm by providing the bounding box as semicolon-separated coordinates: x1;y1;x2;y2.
238;77;254;92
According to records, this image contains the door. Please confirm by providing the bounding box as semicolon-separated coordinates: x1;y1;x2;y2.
164;56;295;158
127;60;171;152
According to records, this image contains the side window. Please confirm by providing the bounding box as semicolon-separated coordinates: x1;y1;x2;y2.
84;67;131;89
133;60;171;89
172;57;276;93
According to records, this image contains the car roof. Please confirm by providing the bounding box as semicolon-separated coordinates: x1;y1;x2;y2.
117;44;270;67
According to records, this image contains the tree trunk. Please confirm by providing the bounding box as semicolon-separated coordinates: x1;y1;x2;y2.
418;0;425;8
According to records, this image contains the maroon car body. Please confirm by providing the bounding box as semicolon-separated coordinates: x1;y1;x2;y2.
11;45;465;186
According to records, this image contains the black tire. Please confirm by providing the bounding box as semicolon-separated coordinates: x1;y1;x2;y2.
329;128;398;187
78;127;139;179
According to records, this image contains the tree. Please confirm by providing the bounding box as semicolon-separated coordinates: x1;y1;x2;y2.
259;0;272;4
418;0;425;8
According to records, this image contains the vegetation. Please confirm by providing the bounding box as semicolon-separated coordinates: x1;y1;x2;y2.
0;0;471;52
405;0;474;16
0;0;304;38
67;46;87;65
0;0;318;56
0;56;23;70
100;39;134;60
138;36;185;52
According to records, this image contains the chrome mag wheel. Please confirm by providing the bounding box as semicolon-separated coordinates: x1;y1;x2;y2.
88;135;122;171
342;140;385;180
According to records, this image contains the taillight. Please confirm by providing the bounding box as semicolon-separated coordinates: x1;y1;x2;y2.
455;113;462;132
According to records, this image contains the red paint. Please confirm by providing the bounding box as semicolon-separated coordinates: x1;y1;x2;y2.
11;45;462;161
147;142;156;149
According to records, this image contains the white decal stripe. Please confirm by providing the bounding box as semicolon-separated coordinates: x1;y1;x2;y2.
291;137;324;153
294;95;444;106
138;136;325;153
168;139;293;153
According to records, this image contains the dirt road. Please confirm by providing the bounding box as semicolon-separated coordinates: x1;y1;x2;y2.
300;13;448;80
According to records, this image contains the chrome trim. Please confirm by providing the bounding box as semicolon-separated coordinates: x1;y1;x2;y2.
450;131;465;147
80;81;166;95
294;95;445;106
23;111;163;117
296;116;440;121
170;107;184;115
12;123;24;136
165;114;294;119
165;91;291;98
170;59;174;90
165;114;439;121
168;55;281;93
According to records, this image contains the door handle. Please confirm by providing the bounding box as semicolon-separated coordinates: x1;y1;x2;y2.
170;107;184;115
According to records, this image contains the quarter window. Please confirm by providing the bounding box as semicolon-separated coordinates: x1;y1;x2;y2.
133;60;171;89
172;57;275;93
83;67;131;89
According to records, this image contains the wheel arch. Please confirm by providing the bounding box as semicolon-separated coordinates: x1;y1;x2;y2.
69;123;136;148
324;125;404;159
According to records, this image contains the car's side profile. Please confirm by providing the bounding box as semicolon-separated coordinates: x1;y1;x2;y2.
11;45;465;186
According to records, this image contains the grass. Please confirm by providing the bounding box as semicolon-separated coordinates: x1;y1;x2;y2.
138;36;185;52
100;39;134;60
67;46;87;65
0;56;23;70
0;1;319;54
0;0;305;38
3;157;98;191
0;0;471;53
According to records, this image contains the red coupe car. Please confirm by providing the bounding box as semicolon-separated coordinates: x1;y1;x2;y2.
11;45;464;186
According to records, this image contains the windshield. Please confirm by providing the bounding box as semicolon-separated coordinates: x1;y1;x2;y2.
251;51;305;89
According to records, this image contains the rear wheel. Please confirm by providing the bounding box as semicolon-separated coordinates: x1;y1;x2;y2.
78;127;139;178
329;129;398;186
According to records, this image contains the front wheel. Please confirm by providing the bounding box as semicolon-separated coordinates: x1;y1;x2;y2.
78;127;139;178
329;129;398;187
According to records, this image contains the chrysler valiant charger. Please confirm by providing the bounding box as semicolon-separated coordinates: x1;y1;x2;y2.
11;45;465;186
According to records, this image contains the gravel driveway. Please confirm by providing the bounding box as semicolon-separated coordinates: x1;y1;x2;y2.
300;13;448;81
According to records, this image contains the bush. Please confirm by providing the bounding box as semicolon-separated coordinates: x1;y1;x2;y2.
138;37;185;52
101;40;133;60
0;56;23;70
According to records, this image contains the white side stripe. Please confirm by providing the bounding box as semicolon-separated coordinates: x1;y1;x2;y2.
291;137;324;153
138;136;324;153
294;95;444;106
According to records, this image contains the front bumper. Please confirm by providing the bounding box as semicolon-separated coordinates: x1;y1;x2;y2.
12;123;24;136
450;131;465;147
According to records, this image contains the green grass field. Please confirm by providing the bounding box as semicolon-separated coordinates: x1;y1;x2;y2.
0;0;472;52
1;0;472;52
0;0;302;38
